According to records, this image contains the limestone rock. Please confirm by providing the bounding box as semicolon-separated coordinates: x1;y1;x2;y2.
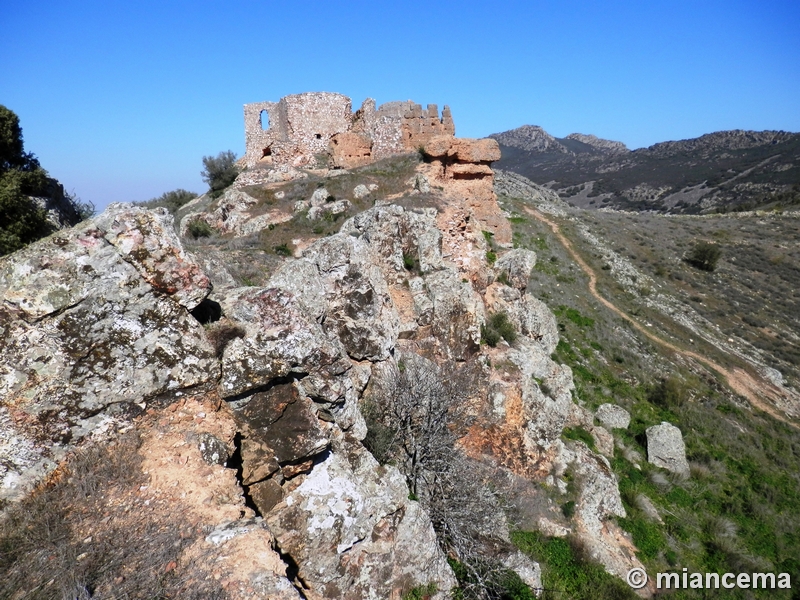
495;249;536;290
589;426;615;457
596;404;631;430
508;340;575;449
502;551;542;595
266;432;455;599
0;204;218;501
308;199;351;221
646;422;690;477
564;442;648;586
353;183;378;199
180;188;292;238
197;432;231;466
214;286;346;398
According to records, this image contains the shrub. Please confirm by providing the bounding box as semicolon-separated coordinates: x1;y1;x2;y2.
403;251;419;272
138;188;197;214
488;311;517;344
402;582;437;600
187;219;213;239
686;240;721;272
0;105;57;255
201;150;239;194
562;426;596;450
647;376;686;409
273;242;292;256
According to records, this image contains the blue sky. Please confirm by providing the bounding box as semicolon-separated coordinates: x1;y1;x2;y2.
2;0;798;209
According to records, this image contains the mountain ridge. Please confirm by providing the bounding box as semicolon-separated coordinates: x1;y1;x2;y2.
491;124;800;213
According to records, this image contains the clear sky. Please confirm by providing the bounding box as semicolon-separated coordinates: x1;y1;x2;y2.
2;0;798;210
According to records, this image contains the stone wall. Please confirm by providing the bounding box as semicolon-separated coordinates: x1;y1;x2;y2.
243;92;455;169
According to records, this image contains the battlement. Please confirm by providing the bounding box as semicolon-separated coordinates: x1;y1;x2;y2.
243;92;455;169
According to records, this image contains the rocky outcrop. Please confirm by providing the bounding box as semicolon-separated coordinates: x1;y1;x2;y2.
422;135;512;246
646;422;690;477
179;187;293;238
2;146;649;597
0;204;216;502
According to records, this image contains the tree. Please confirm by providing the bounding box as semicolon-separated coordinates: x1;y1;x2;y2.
0;105;54;256
201;151;239;195
685;240;721;272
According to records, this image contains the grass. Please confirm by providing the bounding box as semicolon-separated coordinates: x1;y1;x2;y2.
510;532;637;600
500;190;800;597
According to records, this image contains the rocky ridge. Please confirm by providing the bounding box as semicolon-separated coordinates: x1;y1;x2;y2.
1;135;652;597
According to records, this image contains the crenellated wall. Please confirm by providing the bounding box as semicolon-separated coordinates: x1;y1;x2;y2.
243;92;455;169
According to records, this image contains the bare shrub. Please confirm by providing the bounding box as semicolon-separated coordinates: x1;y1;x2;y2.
364;354;523;598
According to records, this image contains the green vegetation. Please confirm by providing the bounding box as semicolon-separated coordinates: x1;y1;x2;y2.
554;306;595;328
482;312;517;347
1;105;55;255
201;150;239;196
561;426;595;450
685;240;722;272
273;242;292;257
136;188;197;213
511;532;637;600
187;219;213;239
401;582;437;600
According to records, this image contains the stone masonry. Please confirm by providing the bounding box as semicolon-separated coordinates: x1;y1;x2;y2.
244;92;455;169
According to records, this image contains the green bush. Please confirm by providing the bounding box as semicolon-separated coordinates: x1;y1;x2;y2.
273;242;292;257
647;376;686;409
401;582;437;600
0;105;57;255
201;150;239;195
187;219;213;239
137;188;197;214
686;240;721;271
482;312;517;347
562;426;596;450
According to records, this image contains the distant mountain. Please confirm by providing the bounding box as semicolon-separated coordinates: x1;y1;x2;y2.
490;126;800;213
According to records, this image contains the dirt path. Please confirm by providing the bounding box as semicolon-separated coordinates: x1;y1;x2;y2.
524;206;797;427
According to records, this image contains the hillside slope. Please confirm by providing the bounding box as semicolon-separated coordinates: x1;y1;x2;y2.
491;126;800;213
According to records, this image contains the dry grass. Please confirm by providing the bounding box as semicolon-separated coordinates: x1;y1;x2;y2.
0;432;224;599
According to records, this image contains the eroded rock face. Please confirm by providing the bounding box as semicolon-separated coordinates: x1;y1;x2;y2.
266;431;455;600
495;248;536;290
646;421;690;477
0;205;217;501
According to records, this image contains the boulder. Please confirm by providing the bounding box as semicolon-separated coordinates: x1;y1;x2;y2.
596;404;631;430
0;205;218;501
495;249;536;290
646;422;690;477
266;432;455;599
449;138;502;163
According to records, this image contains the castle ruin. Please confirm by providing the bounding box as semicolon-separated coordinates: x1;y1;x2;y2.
243;92;455;169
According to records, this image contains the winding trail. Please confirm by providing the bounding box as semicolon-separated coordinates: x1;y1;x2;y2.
524;206;798;428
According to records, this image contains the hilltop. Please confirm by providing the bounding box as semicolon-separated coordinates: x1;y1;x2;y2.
1;94;799;599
